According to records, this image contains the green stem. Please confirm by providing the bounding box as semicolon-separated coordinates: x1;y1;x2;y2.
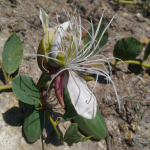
0;60;8;82
118;1;136;4
0;84;12;91
123;79;142;131
90;60;150;69
136;112;140;129
138;100;142;114
7;74;10;81
115;60;150;68
45;111;63;142
137;114;140;126
141;105;150;116
136;105;150;128
118;0;150;6
123;80;139;115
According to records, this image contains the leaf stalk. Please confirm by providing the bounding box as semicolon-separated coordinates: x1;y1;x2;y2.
0;84;12;91
113;60;150;68
0;60;9;82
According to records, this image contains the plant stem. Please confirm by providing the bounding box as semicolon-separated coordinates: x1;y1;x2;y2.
7;74;10;81
136;114;141;129
114;60;150;68
136;105;150;129
118;0;150;6
45;111;64;142
118;1;136;4
0;84;12;91
123;80;139;115
123;79;142;131
0;60;8;82
89;60;150;69
141;105;150;116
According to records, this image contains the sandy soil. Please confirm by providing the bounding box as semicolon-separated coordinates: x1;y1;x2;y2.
0;0;150;150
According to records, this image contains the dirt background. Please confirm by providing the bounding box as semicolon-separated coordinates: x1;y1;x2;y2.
0;0;150;150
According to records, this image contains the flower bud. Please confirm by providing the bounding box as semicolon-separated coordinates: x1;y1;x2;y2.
37;37;59;75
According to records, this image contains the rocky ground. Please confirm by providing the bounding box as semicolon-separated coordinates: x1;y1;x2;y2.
0;0;150;150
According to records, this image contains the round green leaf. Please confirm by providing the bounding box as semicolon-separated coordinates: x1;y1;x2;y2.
143;42;150;61
84;23;108;55
2;33;23;74
113;37;143;60
11;75;40;105
24;103;45;143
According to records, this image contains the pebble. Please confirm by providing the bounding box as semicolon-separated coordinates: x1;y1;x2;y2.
125;130;134;139
5;11;11;17
145;73;149;78
35;4;40;9
145;93;150;100
106;96;111;101
122;13;127;17
140;37;149;45
146;27;150;31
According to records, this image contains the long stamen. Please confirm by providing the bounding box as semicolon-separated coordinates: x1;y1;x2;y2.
86;73;98;104
108;57;128;70
75;39;101;62
24;53;62;74
68;41;91;64
88;12;104;50
91;14;118;56
95;35;124;55
76;35;124;63
72;66;120;109
78;15;82;47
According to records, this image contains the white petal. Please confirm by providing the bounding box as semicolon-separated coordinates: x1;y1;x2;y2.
51;22;70;58
59;22;70;32
39;8;49;35
64;71;97;119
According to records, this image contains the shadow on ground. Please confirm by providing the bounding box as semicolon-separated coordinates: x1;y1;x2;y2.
2;100;63;147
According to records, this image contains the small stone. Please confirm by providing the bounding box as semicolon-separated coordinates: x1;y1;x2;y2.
106;96;111;101
125;130;134;139
119;6;123;10
13;10;17;13
136;13;142;18
146;27;150;31
5;11;11;17
101;2;108;11
119;122;128;132
139;76;146;83
122;13;127;16
145;73;149;78
145;93;150;100
140;37;149;45
35;4;40;8
136;13;149;22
